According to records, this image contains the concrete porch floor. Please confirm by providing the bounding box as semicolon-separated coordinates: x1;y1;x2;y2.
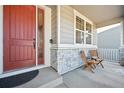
16;67;63;88
14;61;124;88
56;61;124;88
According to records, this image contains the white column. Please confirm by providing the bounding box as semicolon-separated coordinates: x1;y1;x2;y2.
0;5;3;74
120;21;124;47
36;6;38;66
44;6;51;66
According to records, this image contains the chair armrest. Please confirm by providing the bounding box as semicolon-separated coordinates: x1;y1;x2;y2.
88;59;99;64
88;60;95;63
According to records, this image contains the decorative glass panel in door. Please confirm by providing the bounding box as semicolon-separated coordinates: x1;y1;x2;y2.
38;8;44;64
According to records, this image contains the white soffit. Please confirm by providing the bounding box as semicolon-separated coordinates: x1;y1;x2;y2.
71;5;124;27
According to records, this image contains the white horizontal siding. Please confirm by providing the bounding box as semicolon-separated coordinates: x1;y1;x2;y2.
60;6;74;44
50;6;57;44
97;24;122;49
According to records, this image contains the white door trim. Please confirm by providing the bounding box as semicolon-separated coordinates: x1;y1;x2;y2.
0;5;3;75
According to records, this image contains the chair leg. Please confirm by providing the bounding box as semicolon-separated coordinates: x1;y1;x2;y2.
96;60;104;68
83;64;95;73
93;64;96;69
100;62;104;68
88;65;94;73
82;65;87;69
92;65;96;69
90;65;94;69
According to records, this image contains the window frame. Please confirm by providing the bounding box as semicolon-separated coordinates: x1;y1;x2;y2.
74;10;94;45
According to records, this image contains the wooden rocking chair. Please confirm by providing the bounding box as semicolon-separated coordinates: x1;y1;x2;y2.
90;50;104;68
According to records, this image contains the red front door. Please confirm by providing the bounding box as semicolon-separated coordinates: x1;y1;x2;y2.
4;5;36;71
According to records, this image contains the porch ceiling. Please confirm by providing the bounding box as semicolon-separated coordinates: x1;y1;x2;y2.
71;5;124;28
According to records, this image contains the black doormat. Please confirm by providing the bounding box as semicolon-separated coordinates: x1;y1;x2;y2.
0;70;39;88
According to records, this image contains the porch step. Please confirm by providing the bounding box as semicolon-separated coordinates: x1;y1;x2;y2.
16;67;63;88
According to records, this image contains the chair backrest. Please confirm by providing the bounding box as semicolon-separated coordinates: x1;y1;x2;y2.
81;50;88;65
90;50;98;57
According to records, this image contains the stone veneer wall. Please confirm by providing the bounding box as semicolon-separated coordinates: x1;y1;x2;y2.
51;47;96;75
57;48;82;74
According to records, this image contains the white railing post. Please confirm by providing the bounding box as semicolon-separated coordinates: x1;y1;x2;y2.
98;48;119;62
